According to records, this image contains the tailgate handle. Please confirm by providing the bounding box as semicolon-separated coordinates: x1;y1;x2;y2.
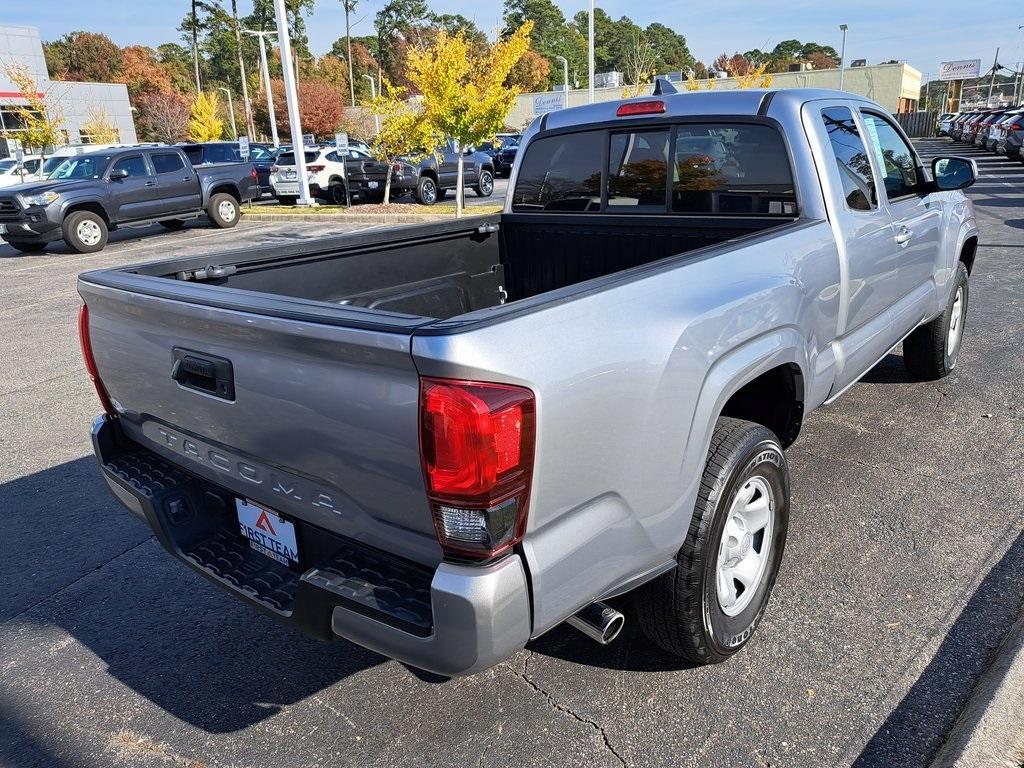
171;348;235;400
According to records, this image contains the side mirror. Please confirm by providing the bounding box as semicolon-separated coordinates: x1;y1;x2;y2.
932;157;977;191
109;168;129;180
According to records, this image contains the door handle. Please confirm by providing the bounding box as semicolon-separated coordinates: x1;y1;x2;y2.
895;227;913;246
145;180;157;187
183;177;192;181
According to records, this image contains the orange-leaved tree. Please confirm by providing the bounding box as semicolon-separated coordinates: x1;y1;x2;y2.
406;21;533;218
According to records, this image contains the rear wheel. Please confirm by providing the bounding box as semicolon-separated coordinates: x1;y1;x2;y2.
208;193;239;228
416;176;438;205
62;210;108;254
903;261;969;380
277;195;297;206
636;417;790;664
159;219;185;230
327;182;347;205
5;240;46;253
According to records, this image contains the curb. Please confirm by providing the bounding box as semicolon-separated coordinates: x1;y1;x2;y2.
931;613;1024;767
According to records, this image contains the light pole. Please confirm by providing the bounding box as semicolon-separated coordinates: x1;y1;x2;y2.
588;0;595;103
272;0;314;205
362;74;380;134
244;29;280;147
218;87;238;138
838;24;848;91
554;55;569;99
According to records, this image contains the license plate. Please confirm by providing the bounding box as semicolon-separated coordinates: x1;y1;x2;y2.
368;180;379;189
284;170;297;179
275;183;298;194
236;499;299;566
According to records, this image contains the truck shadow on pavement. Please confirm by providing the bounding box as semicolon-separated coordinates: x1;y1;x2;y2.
0;457;386;734
853;528;1024;768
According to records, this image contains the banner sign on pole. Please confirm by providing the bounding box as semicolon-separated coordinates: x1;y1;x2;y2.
939;60;981;81
533;93;566;115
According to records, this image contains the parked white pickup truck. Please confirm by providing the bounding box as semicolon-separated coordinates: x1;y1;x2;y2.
79;85;979;676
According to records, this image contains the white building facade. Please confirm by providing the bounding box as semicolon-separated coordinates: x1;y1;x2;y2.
0;24;137;155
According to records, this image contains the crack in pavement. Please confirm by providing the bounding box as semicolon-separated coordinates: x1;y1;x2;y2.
506;650;627;767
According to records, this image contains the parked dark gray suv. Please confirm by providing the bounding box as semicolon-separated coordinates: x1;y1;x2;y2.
399;141;495;205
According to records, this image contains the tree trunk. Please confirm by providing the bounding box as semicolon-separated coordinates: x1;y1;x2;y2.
191;0;201;91
455;151;464;219
345;5;356;107
383;164;392;206
230;0;255;138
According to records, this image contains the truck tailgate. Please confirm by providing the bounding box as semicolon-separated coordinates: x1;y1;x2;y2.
79;280;443;568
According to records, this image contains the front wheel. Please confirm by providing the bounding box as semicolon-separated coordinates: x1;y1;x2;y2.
208;193;239;228
903;261;969;380
636;417;790;664
62;210;108;254
474;169;494;198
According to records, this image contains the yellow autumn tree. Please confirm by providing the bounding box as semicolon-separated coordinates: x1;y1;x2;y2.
188;91;225;141
406;22;533;218
367;79;436;205
80;105;120;143
735;64;774;89
1;64;64;160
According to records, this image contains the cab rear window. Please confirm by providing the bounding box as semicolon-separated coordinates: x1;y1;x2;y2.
512;122;797;216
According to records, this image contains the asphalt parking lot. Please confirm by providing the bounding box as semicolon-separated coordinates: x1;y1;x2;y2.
1;140;1023;768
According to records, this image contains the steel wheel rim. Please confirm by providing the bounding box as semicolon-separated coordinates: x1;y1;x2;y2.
947;286;964;357
716;476;774;617
218;199;237;222
76;220;102;246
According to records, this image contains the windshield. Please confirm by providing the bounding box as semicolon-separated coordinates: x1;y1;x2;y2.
0;160;16;172
47;155;111;179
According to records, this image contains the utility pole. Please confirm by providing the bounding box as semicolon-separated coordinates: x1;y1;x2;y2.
588;0;594;103
363;74;379;134
245;30;279;147
272;0;314;205
191;0;202;91
838;24;848;90
987;47;1000;105
218;87;238;137
555;55;569;100
343;0;356;107
229;0;255;138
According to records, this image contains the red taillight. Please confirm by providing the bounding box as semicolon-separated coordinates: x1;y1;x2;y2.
307;164;325;172
616;100;666;117
419;377;535;560
250;167;258;181
78;304;115;416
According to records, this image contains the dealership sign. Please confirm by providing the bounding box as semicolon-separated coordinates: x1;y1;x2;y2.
533;92;566;114
939;59;982;81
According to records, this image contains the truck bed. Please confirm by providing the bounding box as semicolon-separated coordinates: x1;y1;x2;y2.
98;213;792;322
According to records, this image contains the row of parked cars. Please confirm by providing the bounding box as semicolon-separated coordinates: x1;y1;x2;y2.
939;106;1024;159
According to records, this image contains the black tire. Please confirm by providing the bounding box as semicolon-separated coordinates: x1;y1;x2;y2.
62;210;108;254
416;176;438;205
5;240;47;253
636;417;790;664
277;195;298;206
474;169;494;197
903;261;969;380
159;219;186;230
327;182;347;205
208;192;240;228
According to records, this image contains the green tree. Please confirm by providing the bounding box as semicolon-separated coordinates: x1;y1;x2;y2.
503;0;585;88
43;31;123;82
375;0;429;84
644;23;693;73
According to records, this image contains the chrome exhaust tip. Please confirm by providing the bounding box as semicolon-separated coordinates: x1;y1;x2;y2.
566;601;625;645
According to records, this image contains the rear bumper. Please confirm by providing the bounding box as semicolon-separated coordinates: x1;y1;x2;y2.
91;414;532;676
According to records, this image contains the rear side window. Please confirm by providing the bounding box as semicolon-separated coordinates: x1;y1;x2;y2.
206;144;242;163
511;130;603;212
821;107;876;211
152;153;184;174
181;146;203;165
513;123;796;215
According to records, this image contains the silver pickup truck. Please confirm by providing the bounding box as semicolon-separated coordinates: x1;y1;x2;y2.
78;87;979;676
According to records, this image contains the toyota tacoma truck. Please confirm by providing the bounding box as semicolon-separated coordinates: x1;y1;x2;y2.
78;86;979;676
1;145;257;254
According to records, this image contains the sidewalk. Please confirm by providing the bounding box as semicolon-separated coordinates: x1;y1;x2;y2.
932;613;1024;767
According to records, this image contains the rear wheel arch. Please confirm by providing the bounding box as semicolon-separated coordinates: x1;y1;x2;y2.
207;184;240;203
959;235;977;275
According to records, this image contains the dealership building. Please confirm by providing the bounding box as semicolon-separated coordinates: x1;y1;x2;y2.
0;24;137;155
507;61;923;128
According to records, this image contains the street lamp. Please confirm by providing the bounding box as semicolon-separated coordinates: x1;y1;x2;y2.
588;0;595;103
271;0;314;205
838;24;848;91
554;55;569;97
218;87;238;138
362;74;380;134
244;29;280;147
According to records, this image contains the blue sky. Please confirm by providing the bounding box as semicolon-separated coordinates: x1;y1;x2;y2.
8;0;1024;81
